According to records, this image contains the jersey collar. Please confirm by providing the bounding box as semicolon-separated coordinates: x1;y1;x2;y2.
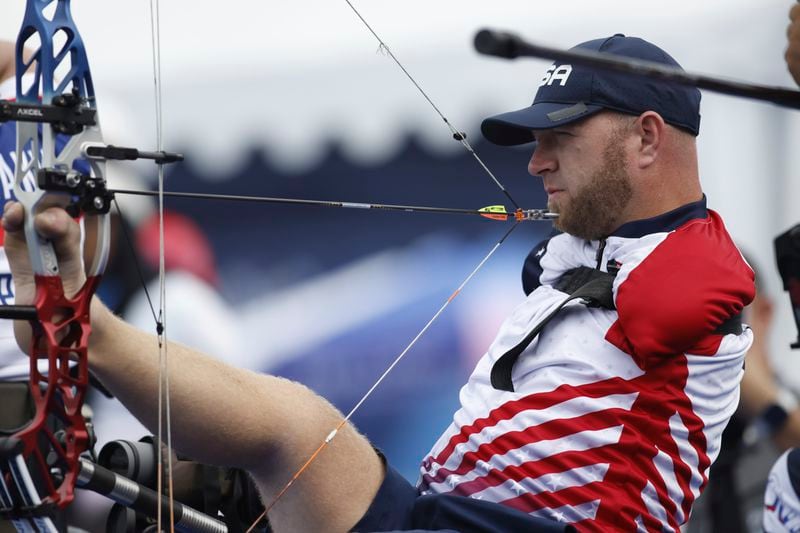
610;195;708;239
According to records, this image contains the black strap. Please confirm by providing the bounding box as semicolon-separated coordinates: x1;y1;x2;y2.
490;267;616;392
714;314;742;336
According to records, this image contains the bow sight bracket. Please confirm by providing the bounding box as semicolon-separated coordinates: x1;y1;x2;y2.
0;88;97;135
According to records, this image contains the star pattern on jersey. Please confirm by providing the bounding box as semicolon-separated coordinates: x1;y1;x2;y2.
547;473;564;491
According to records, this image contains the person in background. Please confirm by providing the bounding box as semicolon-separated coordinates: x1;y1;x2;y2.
699;262;800;531
756;10;800;529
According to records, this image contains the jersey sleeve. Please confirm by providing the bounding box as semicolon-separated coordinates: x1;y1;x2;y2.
606;212;755;368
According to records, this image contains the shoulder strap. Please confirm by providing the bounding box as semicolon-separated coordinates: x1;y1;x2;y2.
490;267;616;392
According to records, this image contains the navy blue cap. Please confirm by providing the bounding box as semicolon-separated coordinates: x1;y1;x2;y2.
481;34;702;146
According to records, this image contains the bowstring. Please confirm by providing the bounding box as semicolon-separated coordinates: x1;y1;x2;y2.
148;0;175;530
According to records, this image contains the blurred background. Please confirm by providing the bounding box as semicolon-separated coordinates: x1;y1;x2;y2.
1;0;798;530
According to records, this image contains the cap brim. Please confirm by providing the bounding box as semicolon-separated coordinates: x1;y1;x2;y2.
481;102;604;146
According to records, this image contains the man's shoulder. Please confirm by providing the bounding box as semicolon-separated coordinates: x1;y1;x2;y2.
642;208;747;273
612;208;745;274
609;208;754;359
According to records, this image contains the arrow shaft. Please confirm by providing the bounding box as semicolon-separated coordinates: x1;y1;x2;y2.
112;188;509;219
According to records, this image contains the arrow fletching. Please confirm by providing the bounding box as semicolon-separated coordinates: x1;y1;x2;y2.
479;205;510;221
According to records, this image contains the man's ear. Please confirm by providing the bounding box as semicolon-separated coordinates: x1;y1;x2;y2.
634;111;666;169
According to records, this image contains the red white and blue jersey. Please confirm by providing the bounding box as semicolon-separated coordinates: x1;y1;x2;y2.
418;198;755;532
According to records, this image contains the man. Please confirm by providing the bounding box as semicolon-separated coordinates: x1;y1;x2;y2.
2;34;753;531
764;447;800;532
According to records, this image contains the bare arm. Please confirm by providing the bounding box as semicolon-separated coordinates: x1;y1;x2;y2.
2;203;383;532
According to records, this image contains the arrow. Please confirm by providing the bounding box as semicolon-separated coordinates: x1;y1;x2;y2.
111;189;557;222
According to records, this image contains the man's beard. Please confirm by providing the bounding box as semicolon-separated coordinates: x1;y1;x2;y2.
549;135;633;241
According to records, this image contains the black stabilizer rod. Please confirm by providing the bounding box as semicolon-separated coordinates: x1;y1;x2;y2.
77;459;227;533
0;306;37;321
84;144;184;165
474;28;800;110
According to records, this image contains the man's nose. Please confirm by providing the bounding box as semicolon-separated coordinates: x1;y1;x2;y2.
527;142;556;177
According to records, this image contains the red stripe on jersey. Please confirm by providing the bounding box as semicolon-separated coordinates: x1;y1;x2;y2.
500;479;606;513
437;446;617;500
422;409;631;487
423;357;710;530
589;355;703;530
429;377;639;467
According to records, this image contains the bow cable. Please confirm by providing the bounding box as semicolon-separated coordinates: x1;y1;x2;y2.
148;0;176;530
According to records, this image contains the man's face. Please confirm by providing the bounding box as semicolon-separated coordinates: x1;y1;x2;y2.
528;113;634;240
